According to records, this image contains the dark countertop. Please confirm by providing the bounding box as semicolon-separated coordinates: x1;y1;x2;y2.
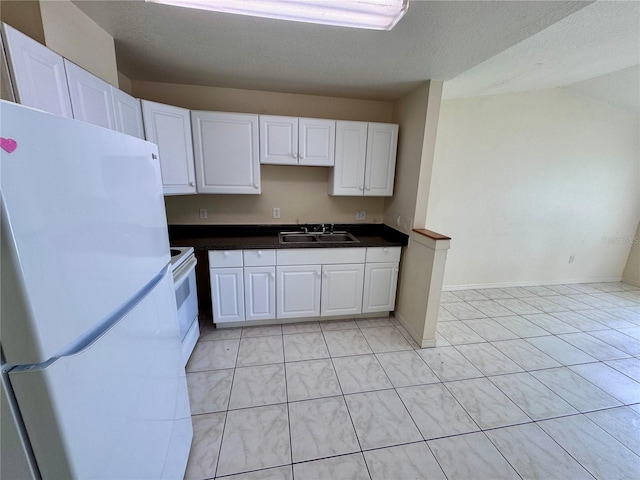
168;223;408;251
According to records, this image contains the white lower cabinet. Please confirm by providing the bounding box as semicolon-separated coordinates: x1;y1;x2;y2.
321;264;365;316
210;246;400;324
244;267;276;321
276;265;321;319
362;263;399;313
210;267;245;323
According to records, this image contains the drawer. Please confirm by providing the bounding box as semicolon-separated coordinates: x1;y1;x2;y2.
277;248;366;266
208;250;243;268
366;246;401;263
243;249;276;266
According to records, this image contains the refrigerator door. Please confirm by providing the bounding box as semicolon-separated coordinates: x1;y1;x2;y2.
9;270;192;479
1;101;170;365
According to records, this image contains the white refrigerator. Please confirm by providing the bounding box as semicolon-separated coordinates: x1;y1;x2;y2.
0;100;192;479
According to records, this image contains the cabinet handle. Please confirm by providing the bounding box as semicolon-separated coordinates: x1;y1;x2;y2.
317;271;322;278
291;153;297;158
299;154;304;160
323;271;328;278
253;183;259;189
189;181;195;187
257;250;262;257
359;185;364;191
383;247;388;253
223;251;229;258
365;185;371;190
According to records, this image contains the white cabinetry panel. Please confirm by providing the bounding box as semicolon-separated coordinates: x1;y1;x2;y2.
362;262;399;313
321;264;364;317
65;60;115;129
329;121;368;195
259;115;297;165
329;121;398;197
111;87;144;139
244;267;276;321
276;265;321;319
210;267;245;323
192;111;260;194
260;115;335;166
141;100;196;195
365;123;398;196
298;118;335;166
2;23;72;118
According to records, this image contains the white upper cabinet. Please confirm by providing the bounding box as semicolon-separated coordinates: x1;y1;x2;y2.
365;123;399;196
260;115;335;166
329;121;398;197
1;23;72;118
1;31;15;102
110;87;144;139
65;60;116;130
260;115;298;165
328;121;368;196
191;111;260;194
299;117;335;166
141;100;196;196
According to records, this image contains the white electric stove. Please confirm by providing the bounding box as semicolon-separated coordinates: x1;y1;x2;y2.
170;247;199;366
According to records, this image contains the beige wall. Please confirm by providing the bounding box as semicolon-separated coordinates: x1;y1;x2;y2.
0;0;45;44
384;81;443;233
428;88;640;288
385;82;447;345
622;221;640;286
132;81;393;225
132;81;393;121
39;0;118;86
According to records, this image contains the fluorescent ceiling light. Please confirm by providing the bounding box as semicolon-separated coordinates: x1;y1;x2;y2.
145;0;409;30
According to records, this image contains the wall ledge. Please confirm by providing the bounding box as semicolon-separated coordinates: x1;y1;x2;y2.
413;228;451;240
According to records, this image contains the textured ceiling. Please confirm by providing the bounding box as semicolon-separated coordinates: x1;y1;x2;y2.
73;0;590;100
443;0;640;107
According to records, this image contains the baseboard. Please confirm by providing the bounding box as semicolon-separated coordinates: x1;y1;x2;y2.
442;276;624;291
622;277;640;288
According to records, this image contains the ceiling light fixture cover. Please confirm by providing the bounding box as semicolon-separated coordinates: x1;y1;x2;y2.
145;0;409;30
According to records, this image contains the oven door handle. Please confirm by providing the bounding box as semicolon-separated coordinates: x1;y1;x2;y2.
173;256;197;287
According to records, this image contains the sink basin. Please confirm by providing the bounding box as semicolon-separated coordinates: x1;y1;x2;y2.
279;231;359;244
280;234;317;243
316;233;358;243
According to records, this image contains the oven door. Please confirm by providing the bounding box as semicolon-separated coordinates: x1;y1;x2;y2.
172;255;198;341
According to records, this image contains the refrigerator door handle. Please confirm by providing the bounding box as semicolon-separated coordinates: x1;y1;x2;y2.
9;265;172;374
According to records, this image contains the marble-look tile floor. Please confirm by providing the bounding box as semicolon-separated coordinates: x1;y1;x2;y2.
184;282;640;480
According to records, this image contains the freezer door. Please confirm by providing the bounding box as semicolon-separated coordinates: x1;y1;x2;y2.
8;271;192;479
0;101;170;365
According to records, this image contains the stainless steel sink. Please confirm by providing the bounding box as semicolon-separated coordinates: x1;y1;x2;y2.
279;231;359;244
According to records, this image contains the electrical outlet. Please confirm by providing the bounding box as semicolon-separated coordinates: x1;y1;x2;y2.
199;208;207;219
355;210;366;221
273;207;281;219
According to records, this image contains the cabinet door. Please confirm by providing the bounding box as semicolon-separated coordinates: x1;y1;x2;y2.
110;87;144;139
211;268;245;323
2;23;72;118
321;264;364;317
244;267;276;321
328;121;367;196
192;111;261;194
364;123;398;197
259;115;298;165
276;265;321;319
362;262;399;313
65;60;116;130
299;118;335;166
1;32;15;102
141;100;196;195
